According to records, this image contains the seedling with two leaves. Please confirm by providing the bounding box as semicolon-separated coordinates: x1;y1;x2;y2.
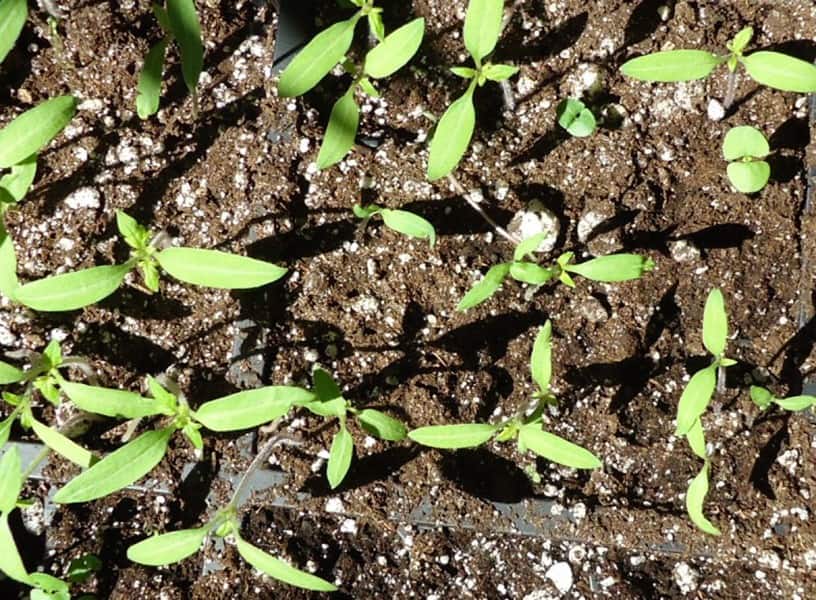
0;0;27;65
426;0;519;180
674;288;736;536
749;386;816;413
408;320;602;470
723;125;770;194
136;0;203;118
353;203;436;248
10;211;287;311
556;98;597;138
277;1;424;168
457;232;654;311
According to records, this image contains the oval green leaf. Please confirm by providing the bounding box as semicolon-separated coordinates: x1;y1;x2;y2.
235;536;337;591
0;96;77;169
303;396;347;419
620;50;722;82
53;428;173;503
0;223;18;298
675;365;717;436
136;39;168;119
156;247;286;289
518;425;601;469
686;461;720;535
15;264;130;312
513;233;547;261
127;526;208;566
380;209;436;247
312;367;343;403
686;418;707;460
463;0;504;62
556;98;596;137
0;153;37;201
482;63;519;82
509;261;553;285
408;423;497;449
749;385;773;410
327;425;353;489
565;253;653;282
0;446;22;512
726;160;770;194
61;381;170;420
427;86;476;181
742;51;816;93
364;17;425;79
774;395;816;411
0;360;24;384
702;288;727;357
0;0;27;65
316;88;359;169
722;125;768;161
166;0;203;92
457;262;510;311
0;413;15;447
195;386;313;431
31;419;95;468
530;320;552;393
0;513;29;584
356;409;407;441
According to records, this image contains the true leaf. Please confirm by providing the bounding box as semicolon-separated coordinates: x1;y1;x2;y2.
686;418;707;460
564;253;653;282
0;223;17;298
408;423;497;448
127;526;208;566
530;320;552;393
166;0;203;92
136;39;168;119
722;125;769;161
195;386;313;431
556;98;596;137
364;17;425;79
456;262;510;311
116;210;149;249
367;10;385;42
54;428;174;503
686;461;720;535
729;27;753;54
278;16;360;97
0;513;29;584
702;288;728;357
620;50;722;82
774;395;816;411
380;208;436;247
0;153;37;201
156;247;286;289
327;425;353;489
60;381;171;419
15;264;130;311
235;536;337;591
66;554;102;583
28;572;69;594
312;367;343;403
518;425;601;469
509;261;553;285
0;96;77;169
726;161;770;194
31;419;95;468
427;85;476;180
302;396;347;419
742;51;816;93
675;365;717;436
0;446;22;512
316;88;359;169
0;0;26;65
356;409;407;441
482;63;518;82
0;413;15;447
0;360;24;384
749;385;773;410
513;233;548;261
463;0;504;62
353;203;380;219
450;66;477;79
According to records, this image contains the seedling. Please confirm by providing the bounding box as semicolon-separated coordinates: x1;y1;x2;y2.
0;0;26;64
458;232;654;311
620;27;816;106
299;368;407;489
353;203;436;247
426;0;519;180
136;0;203;118
722;125;770;194
409;321;602;470
749;386;816;412
10;211;287;311
556;98;597;137
674;288;736;536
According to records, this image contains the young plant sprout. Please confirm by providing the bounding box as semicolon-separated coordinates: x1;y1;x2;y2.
0;0;26;64
353;203;436;247
457;232;654;311
750;386;816;412
299;368;407;489
620;27;816;107
11;211;287;312
426;0;518;180
136;0;203;118
556;98;597;138
674;288;736;536
722;125;770;194
409;321;602;470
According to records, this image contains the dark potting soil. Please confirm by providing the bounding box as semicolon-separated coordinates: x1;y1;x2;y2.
1;0;815;598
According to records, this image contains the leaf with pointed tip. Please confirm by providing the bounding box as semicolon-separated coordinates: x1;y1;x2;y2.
0;360;23;384
427;85;476;180
0;96;77;169
729;27;753;54
356;409;407;441
408;423;497;448
675;366;717;436
0;153;37;201
15;264;130;312
749;385;773;410
0;446;22;512
327;425;353;489
380;209;436;247
60;381;171;420
195;387;313;431
156;248;286;289
774;395;816;411
0;0;26;65
702;289;727;357
0;513;29;584
518;425;601;469
742;51;816;93
509;262;553;285
513;233;547;261
136;39;168;119
31;419;95;468
0;413;15;447
127;527;208;566
620;50;722;82
456;263;510;311
564;253;654;282
482;63;518;82
364;17;425;79
686;461;720;535
316;88;359;169
235;536;337;591
463;0;504;62
686;418;707;460
530;321;552;393
0;223;17;298
166;0;202;92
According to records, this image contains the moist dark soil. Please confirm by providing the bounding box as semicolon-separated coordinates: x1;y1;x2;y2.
1;0;816;598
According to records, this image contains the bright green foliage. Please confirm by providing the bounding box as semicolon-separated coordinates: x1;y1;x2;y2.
317;88;359;169
722;126;770;193
194;386;315;431
750;385;816;412
15;264;131;312
364;18;426;79
463;0;504;61
675;366;717;437
0;96;77;170
557;98;596;137
136;39;168;119
408;423;498;448
457;263;512;311
517;426;601;469
30;418;96;468
427;82;477;180
621;50;723;82
530;321;552;394
66;554;102;584
0;0;27;64
236;535;338;591
353;203;436;247
127;527;208;566
564;253;655;283
742;51;816;93
701;288;728;357
327;425;354;489
686;461;720;535
0;153;37;202
0;446;22;512
0;223;16;298
61;381;173;419
156;247;287;289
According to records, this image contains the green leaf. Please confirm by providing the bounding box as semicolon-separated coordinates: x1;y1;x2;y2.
742;51;816;93
303;397;347;419
408;423;497;448
0;360;24;384
367;10;385;42
727;160;770;194
427;85;476;180
147;376;176;409
456;262;510;311
31;419;95;468
0;96;77;169
53;428;174;503
364;17;425;79
0;223;17;298
530;320;552;393
0;153;37;201
327;425;353;489
353;203;381;219
513;233;547;261
28;572;69;594
509;261;553;285
182;422;203;449
67;554;102;584
0;445;22;512
774;395;816;412
278;16;360;97
722;125;769;161
42;339;61;367
686;418;707;460
463;0;504;62
60;381;171;419
15;264;130;312
518;425;601;469
166;0;203;92
358;77;379;97
380;209;436;247
749;385;773;410
235;536;337;591
312;367;343;403
565;253;654;282
115;211;149;250
675;366;717;436
620;50;723;82
0;413;15;447
0;0;26;65
195;386;313;431
142;261;160;292
686;461;720;535
316;88;359;169
127;527;208;566
153;3;171;32
356;409;407;441
136;39;168;119
450;66;477;79
729;27;753;54
556;98;596;137
0;513;30;584
156;247;286;289
702;288;728;357
482;63;518;82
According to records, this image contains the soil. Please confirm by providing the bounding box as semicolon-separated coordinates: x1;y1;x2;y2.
1;0;816;598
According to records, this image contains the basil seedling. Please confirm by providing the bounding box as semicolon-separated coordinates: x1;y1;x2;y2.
556;98;596;137
353;203;436;247
749;386;816;412
722;125;770;194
